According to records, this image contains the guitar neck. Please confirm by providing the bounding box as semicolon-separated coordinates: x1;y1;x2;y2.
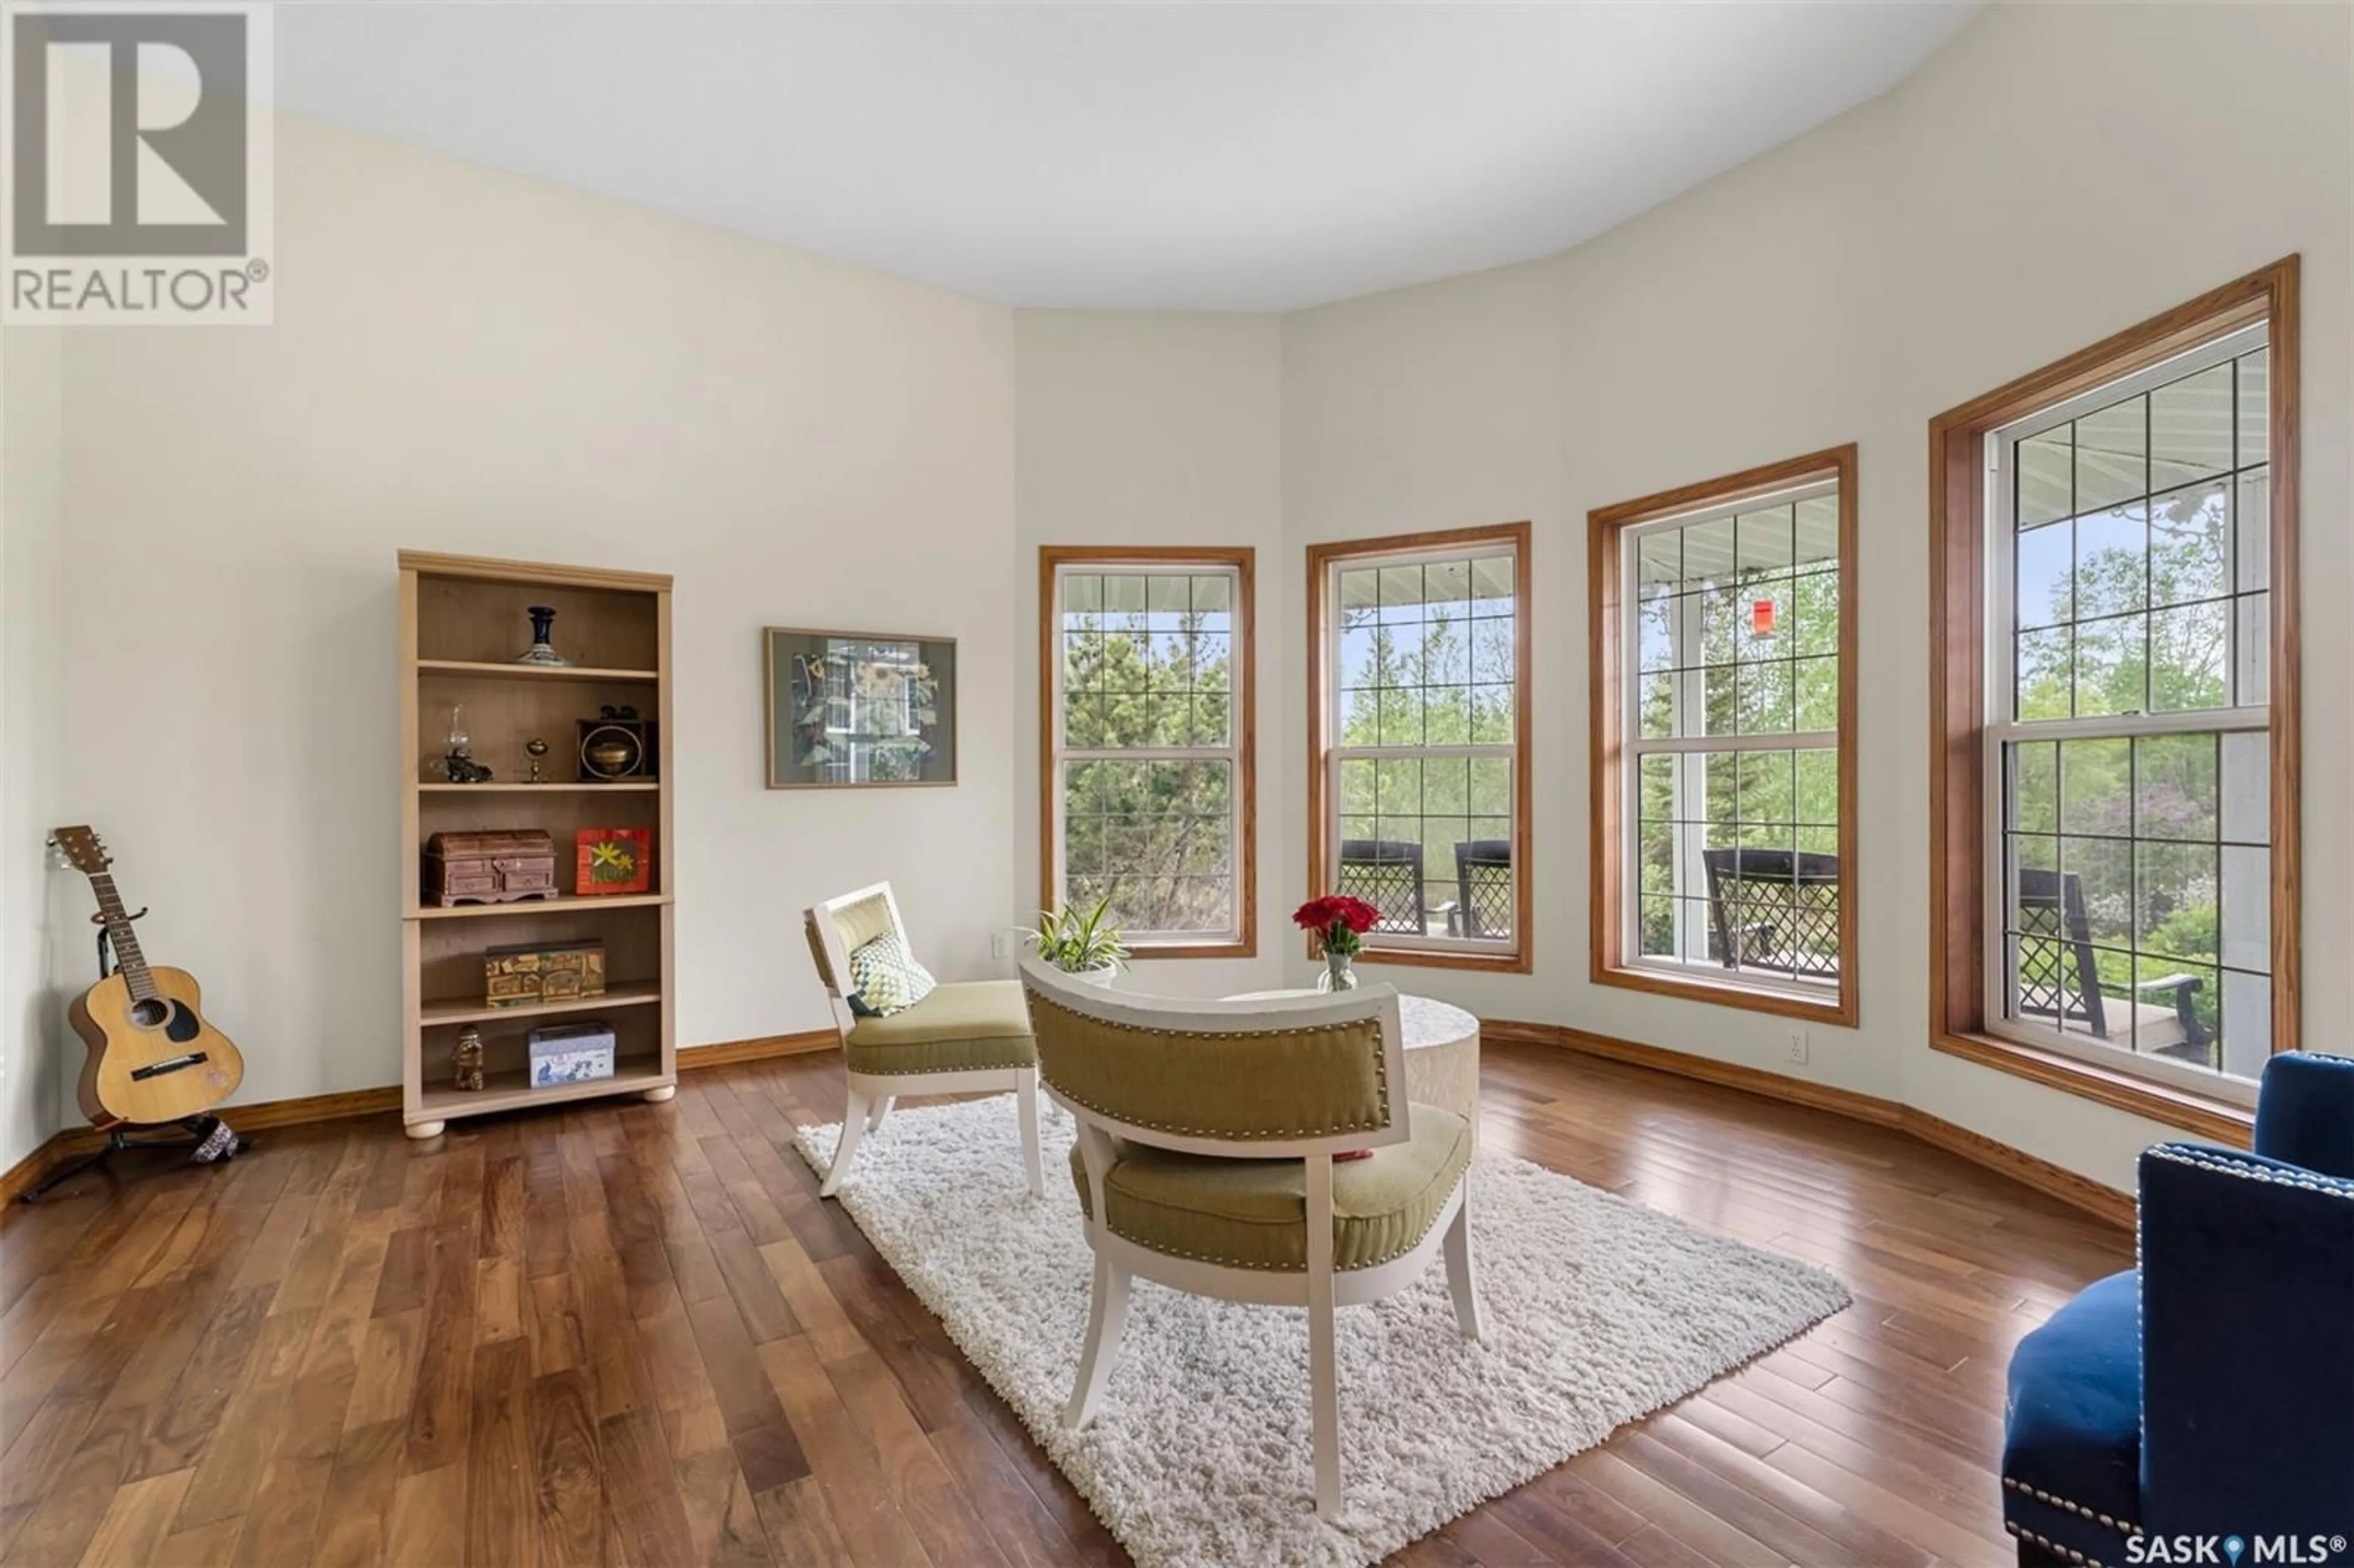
88;872;158;1000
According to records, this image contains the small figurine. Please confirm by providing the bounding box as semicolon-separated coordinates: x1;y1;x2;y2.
524;736;549;783
452;1026;486;1092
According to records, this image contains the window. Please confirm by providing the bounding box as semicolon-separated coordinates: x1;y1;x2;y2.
1307;523;1531;970
1931;259;2299;1134
1590;448;1857;1024
1041;548;1255;956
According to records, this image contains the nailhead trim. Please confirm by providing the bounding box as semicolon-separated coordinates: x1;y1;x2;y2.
2135;1162;2151;1512
2002;1476;2141;1536
1029;992;1392;1140
2145;1144;2354;1199
1100;1199;1452;1273
2006;1518;2111;1567
849;1056;1032;1077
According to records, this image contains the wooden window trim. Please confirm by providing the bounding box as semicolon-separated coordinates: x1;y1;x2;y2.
1305;522;1534;974
1927;256;2299;1144
1588;446;1861;1027
1038;545;1257;959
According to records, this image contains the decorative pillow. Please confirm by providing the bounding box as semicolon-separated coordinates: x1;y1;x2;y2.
846;931;936;1017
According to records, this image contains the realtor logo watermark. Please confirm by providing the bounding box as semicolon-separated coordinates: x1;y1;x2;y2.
2;1;273;323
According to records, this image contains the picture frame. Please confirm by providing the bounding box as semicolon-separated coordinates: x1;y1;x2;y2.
764;626;958;788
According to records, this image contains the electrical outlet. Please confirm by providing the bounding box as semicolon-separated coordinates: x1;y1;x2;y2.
990;930;1012;961
1785;1026;1810;1065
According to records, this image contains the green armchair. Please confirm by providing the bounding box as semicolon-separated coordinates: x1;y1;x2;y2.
1019;957;1482;1518
803;881;1043;1198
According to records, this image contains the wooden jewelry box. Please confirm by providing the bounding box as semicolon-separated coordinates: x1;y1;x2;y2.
423;829;560;907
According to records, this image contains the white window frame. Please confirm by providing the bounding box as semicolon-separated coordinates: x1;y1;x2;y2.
1616;478;1842;1003
1320;539;1520;958
1049;558;1246;949
1978;321;2268;1107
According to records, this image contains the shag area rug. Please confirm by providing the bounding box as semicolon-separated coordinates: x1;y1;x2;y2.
794;1096;1848;1568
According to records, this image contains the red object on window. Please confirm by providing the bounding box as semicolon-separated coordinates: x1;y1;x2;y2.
1751;598;1777;636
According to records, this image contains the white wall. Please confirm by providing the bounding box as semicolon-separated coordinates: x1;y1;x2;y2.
40;115;1018;1113
1278;1;2352;1187
1014;310;1288;996
2;328;67;1169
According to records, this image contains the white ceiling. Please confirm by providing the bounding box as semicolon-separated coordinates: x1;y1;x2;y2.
273;2;1978;312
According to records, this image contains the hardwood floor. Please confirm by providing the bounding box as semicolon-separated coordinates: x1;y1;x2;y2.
0;1040;2127;1567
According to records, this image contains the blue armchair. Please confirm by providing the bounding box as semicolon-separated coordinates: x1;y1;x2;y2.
2002;1052;2354;1567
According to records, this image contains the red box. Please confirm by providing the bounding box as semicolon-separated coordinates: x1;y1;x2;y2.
575;827;652;896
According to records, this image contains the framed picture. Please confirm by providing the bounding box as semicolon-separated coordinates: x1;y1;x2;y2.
764;627;958;788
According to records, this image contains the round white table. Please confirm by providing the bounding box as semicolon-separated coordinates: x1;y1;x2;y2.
1223;991;1481;1141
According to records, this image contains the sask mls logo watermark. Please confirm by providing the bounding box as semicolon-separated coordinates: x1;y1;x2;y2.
2128;1534;2352;1565
1;1;273;323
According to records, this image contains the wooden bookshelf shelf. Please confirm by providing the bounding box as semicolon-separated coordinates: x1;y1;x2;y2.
400;550;676;1139
409;893;670;920
414;1058;670;1119
419;981;662;1028
416;658;660;683
416;782;661;794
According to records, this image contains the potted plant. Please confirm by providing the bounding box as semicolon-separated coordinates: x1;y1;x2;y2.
1293;895;1381;991
1022;897;1129;986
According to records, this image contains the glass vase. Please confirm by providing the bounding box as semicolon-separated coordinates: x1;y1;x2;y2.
1317;951;1358;992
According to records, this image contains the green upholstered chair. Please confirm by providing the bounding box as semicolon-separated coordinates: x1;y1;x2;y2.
1019;957;1482;1518
804;882;1043;1200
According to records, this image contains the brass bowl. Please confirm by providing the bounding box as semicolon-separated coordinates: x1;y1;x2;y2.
580;725;643;779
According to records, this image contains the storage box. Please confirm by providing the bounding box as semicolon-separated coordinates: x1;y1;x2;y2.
528;1021;616;1088
484;939;605;1009
424;829;558;908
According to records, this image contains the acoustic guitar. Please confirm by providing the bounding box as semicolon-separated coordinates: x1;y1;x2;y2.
52;826;246;1127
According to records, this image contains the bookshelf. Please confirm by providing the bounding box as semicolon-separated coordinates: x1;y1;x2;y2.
397;551;676;1137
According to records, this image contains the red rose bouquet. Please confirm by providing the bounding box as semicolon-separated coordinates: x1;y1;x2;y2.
1292;894;1381;959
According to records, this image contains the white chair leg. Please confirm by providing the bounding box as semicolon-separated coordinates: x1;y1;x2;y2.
820;1087;871;1198
1016;1070;1045;1198
1063;1253;1132;1429
1307;1266;1341;1517
1305;1156;1343;1517
1443;1185;1483;1344
864;1095;896;1134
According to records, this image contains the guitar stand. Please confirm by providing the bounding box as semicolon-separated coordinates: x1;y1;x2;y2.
17;1117;240;1204
15;927;250;1205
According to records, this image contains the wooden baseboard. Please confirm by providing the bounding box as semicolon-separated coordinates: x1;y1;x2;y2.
1487;1016;2136;1230
679;1030;836;1070
2;1030;844;1205
1;1084;407;1204
1549;1022;1908;1128
7;1018;2128;1226
1898;1107;2136;1229
230;1086;405;1133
